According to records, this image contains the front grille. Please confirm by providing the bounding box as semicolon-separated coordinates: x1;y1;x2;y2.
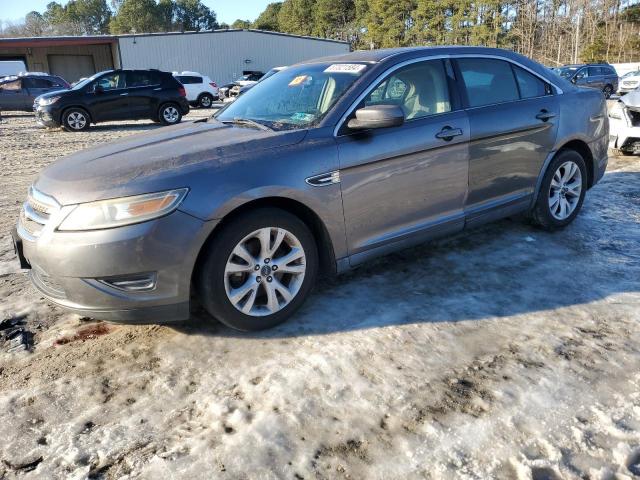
18;186;60;239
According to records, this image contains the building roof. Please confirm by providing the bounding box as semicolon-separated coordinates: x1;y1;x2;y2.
0;29;349;47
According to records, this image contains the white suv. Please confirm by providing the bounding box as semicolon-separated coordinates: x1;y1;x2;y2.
173;71;219;108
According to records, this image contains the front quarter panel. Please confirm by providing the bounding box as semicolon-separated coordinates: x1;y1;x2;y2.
178;127;349;261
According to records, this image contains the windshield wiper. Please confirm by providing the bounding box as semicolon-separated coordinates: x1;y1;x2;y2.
220;118;272;131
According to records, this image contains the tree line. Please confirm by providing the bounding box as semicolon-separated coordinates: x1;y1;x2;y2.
1;0;639;65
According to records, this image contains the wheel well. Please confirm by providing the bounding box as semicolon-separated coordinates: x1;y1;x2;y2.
557;139;594;187
192;197;337;284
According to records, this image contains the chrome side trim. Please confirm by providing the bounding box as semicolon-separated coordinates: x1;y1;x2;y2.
333;53;564;137
305;171;340;187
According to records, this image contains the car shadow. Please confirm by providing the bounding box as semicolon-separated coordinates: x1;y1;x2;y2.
171;170;639;338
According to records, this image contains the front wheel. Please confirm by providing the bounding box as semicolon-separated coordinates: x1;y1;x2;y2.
531;150;587;230
62;108;90;132
603;85;614;98
197;208;318;331
158;103;182;125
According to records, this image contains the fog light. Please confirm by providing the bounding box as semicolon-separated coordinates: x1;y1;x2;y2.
98;273;157;292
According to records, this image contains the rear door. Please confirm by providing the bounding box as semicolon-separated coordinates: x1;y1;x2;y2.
338;59;469;263
0;78;26;110
454;57;559;225
22;77;63;107
126;71;162;118
176;75;202;101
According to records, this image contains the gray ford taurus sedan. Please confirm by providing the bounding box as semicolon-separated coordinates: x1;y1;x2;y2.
13;47;609;331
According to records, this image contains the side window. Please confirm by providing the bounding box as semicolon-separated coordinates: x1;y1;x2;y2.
128;71;160;87
361;60;451;121
0;79;22;91
24;78;53;89
575;68;588;80
92;72;124;91
457;58;519;107
513;66;551;98
588;66;602;76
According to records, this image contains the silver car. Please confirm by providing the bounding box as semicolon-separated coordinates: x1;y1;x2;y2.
13;47;609;331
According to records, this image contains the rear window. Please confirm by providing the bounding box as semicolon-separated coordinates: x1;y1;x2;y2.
588;66;603;76
513;66;550;98
457;58;519;107
176;75;202;84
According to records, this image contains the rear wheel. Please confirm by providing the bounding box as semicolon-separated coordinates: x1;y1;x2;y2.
62;108;90;132
197;208;318;331
603;84;614;98
531;150;587;230
158;103;182;125
198;93;213;108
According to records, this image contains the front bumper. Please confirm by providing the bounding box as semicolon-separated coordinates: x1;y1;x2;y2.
16;209;216;323
608;116;640;153
34;105;61;128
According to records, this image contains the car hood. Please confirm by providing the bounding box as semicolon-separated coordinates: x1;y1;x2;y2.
621;90;640;111
35;120;307;205
37;89;70;100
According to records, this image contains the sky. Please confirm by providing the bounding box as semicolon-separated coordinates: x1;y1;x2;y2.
0;0;272;26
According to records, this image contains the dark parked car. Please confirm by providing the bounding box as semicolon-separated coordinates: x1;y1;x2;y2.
14;47;608;331
555;63;619;98
34;69;190;131
0;73;69;111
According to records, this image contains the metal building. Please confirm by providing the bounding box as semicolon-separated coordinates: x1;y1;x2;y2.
0;29;350;84
118;29;350;84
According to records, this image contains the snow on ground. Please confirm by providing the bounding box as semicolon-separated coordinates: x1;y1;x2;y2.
0;110;639;480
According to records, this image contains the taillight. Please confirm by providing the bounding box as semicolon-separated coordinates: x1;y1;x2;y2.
209;82;217;88
178;86;186;97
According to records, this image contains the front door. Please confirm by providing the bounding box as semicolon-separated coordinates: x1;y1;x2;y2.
85;71;129;122
454;57;559;223
337;59;469;265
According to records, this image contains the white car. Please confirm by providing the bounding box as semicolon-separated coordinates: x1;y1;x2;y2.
173;71;219;108
618;70;640;94
609;90;640;155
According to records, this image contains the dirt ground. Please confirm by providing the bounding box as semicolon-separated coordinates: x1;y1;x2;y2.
0;110;639;480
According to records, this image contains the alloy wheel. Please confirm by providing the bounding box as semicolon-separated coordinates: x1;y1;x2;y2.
224;227;306;317
548;160;582;220
67;112;87;130
163;106;179;123
200;96;212;107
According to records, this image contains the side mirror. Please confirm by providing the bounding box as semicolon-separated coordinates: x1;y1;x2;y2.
571;77;577;84
94;85;104;94
347;104;404;130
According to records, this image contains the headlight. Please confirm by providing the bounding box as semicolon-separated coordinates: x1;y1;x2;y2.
608;103;625;120
39;96;60;106
58;189;188;231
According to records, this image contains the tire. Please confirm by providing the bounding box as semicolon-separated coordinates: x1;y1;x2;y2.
198;93;214;108
531;150;587;230
197;208;318;331
62;108;90;132
603;84;614;99
158;103;182;125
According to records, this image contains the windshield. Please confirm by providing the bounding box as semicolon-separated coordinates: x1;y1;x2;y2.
622;71;640;78
215;63;368;131
72;71;111;90
556;66;580;79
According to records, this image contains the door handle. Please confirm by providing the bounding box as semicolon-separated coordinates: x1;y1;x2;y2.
435;126;463;141
120;92;129;96
535;110;556;121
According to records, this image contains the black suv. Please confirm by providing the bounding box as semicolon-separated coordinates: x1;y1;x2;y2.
34;69;190;131
555;63;619;98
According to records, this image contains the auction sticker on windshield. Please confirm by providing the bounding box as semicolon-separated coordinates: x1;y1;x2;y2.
324;64;367;74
